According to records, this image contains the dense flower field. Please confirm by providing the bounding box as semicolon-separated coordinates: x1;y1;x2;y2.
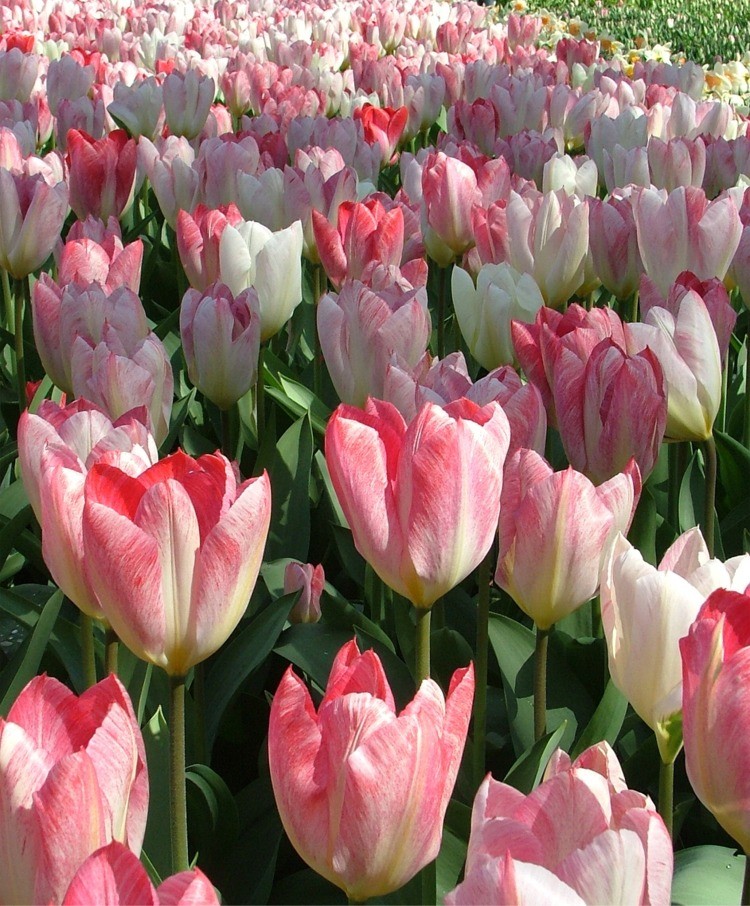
1;0;750;902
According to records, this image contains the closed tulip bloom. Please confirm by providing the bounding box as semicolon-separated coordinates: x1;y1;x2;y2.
139;136;199;229
421;151;482;266
627;289;722;442
648;137;706;192
602;530;750;764
0;168;68;278
61;842;219;906
268;639;474;901
633;186;741;297
588;196;644;301
180;282;261;410
0;674;148;905
82;450;271;675
176;204;243;292
452;263;544;371
284;561;325;624
57;233;143;295
446;742;672;905
219;218;303;341
67;129;137;222
326;398;510;609
681;589;750;853
162;69;215;140
496;450;640;629
318;280;431;407
108;77;164;140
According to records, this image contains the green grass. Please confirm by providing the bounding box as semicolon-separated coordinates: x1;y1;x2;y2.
516;0;750;64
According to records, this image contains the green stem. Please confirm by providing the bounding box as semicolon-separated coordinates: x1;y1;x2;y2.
193;663;207;765
414;607;431;684
0;268;11;333
744;342;750;450
742;852;750;906
473;553;492;790
171;229;187;304
629;288;639;323
720;351;729;435
534;626;550;742
658;758;674;839
312;264;324;399
437;264;447;359
256;343;265;451
220;405;240;460
14;277;27;413
80;613;97;688
104;625;119;676
668;442;686;532
702;433;717;558
169;674;189;874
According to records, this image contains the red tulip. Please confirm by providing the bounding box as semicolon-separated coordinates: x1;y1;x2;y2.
67;129;137;222
353;103;408;166
680;588;750;853
0;675;148;905
326;398;510;608
82;450;271;675
268;639;474;901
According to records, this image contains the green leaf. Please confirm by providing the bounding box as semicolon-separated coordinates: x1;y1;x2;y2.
275;622;356;690
671;846;745;905
159;389;196;456
264;414;313;562
186;763;239;872
571;679;629;758
714;429;750;507
488;615;595;755
0;588;63;715
204;594;295;748
263;351;330;435
142;707;173;880
503;722;567;793
678;449;703;534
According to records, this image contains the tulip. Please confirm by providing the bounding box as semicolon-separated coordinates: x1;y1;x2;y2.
681;589;750;854
0;674;148;905
176;203;243;292
588;195;644;301
452;262;544;371
0;168;68;278
632;186;741;297
162;69;215;140
648;136;706;192
67;129;137;222
420;151;482;266
445;742;673;905
139;136;199;229
268;638;474;901
602;530;750;764
284;561;325;624
108;77;165;141
82;449;271;676
61;842;219;905
496;450;640;629
180;282;261;410
353;103;408;166
318;279;431;407
57;232;143;295
219;218;304;341
325;398;510;609
626;288;722;442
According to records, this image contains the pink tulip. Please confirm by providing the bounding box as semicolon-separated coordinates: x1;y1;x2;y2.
82;450;271;675
176;203;243;292
268;638;474;900
18;401;157;619
0;674;148;905
648;136;706;192
67;129;137;222
681;589;750;853
284;560;325;624
353;103;408;166
588;195;644;301
180;282;261;410
445;742;672;905
496;450;640;629
421;151;482;265
603;530;750;764
108;77;165;140
163;69;215;140
138;135;199;229
0;168;68;278
317;279;431;407
325;398;510;609
57;232;143;295
633;186;741;297
61;841;219;905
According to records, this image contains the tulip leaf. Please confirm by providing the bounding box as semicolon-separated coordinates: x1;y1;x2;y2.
678;449;703;535
264;413;313;562
275;622;360;689
321;583;396;652
271;869;345;905
205;594;296;749
571;678;628;758
0;587;62;715
714;429;750;507
671;846;745;905
159;389;196;457
142;706;172;880
186;763;239;876
263;351;330;436
488;614;595;755
503;722;567;793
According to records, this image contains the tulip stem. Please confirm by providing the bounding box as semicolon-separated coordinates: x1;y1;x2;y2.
1;267;11;337
744;343;750;450
658;758;674;839
80;613;97;688
668;442;687;532
14;277;27;413
193;663;207;764
629;288;639;323
533;626;549;742
437;264;447;359
473;552;492;790
415;607;431;683
256;344;266;452
312;264;324;399
170;673;190;874
742;852;750;906
702;433;717;559
104;626;119;676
